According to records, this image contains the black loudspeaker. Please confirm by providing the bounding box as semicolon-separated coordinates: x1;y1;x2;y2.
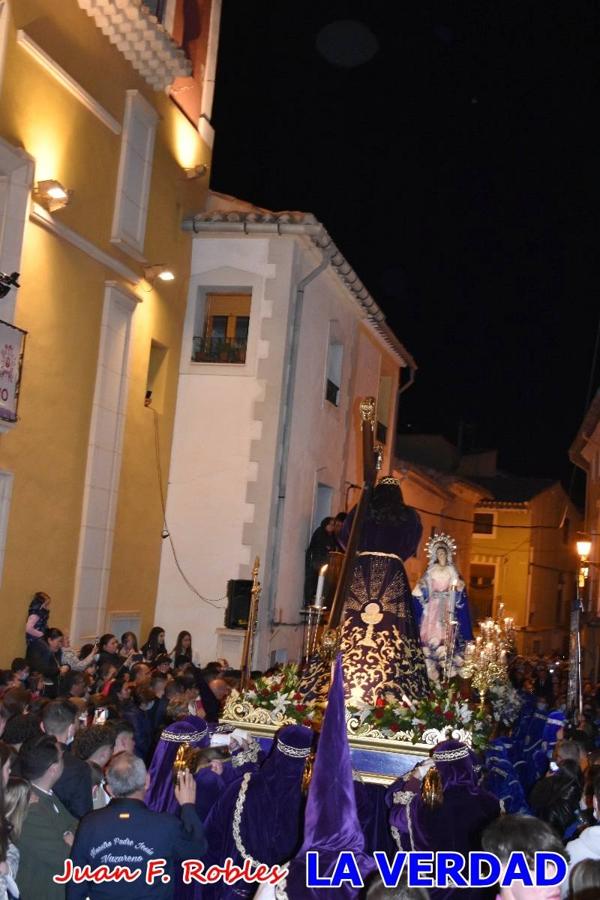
225;579;252;629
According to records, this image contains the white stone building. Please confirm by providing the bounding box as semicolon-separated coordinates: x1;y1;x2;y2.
154;192;416;668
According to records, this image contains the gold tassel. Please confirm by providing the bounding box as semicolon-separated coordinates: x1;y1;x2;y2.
421;766;443;808
302;748;316;794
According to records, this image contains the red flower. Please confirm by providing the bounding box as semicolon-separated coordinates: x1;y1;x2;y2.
302;718;312;727
374;709;385;720
444;711;454;722
390;723;399;733
295;704;306;713
293;692;302;700
434;705;442;715
375;696;386;708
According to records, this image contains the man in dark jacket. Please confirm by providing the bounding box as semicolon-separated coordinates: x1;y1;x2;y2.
15;734;78;900
66;751;207;899
41;698;93;819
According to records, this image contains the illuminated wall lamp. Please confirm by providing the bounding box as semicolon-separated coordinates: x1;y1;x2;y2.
144;265;175;284
32;179;73;212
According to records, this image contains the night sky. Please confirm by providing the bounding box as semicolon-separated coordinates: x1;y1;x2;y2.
209;1;600;490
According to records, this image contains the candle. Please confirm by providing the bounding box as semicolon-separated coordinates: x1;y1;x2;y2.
314;564;328;607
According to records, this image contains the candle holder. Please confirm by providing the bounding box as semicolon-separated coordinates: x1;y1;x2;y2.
301;605;326;663
462;606;514;708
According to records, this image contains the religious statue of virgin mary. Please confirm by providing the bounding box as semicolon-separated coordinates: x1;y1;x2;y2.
412;533;473;682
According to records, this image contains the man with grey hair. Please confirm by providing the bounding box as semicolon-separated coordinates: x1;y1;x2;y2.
66;752;207;899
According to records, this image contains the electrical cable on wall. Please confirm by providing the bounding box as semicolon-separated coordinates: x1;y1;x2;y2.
410;504;599;534
152;408;227;608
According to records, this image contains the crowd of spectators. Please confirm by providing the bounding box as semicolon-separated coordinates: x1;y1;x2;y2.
2;593;600;898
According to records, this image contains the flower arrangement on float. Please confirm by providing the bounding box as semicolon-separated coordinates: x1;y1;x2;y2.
488;681;523;726
224;664;494;750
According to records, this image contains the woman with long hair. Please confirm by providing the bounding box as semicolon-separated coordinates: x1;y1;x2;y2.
24;592;51;648
120;632;139;657
3;776;30;842
172;631;193;669
0;743;18;900
96;634;121;670
141;627;166;664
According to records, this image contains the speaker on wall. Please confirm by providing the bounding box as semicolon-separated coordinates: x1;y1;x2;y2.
225;579;252;629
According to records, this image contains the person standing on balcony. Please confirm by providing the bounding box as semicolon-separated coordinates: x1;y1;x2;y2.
25;592;51;649
303;517;336;607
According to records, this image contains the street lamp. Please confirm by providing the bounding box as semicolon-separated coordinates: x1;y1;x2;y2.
568;535;593;721
577;537;592;587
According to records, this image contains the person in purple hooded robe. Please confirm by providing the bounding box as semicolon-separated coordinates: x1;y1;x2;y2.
302;477;429;706
388;739;500;900
202;724;313;900
271;654;375;900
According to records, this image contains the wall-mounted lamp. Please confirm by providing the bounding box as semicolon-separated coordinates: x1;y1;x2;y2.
183;163;209;179
576;534;592;589
577;538;592;561
32;179;72;212
143;264;175;284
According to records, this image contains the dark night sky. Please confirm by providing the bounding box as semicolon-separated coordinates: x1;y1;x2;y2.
209;1;600;487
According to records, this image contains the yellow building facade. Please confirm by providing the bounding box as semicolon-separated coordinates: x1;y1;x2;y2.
570;388;600;677
470;484;581;656
0;0;219;656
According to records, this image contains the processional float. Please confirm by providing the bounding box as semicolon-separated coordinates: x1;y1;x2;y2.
221;398;488;783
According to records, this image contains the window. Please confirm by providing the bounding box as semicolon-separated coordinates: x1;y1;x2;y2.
0;469;13;587
469;564;495;620
192;292;250;364
0;138;34;325
473;512;495;535
313;482;333;533
142;0;168;21
325;340;343;407
111;90;158;260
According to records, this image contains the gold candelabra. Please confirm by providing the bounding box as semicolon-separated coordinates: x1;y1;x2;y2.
462;603;515;708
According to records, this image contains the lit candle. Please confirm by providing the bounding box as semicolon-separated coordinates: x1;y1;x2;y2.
314;564;328;607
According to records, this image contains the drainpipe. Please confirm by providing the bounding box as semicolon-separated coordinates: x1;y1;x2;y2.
525;544;534;651
263;246;335;647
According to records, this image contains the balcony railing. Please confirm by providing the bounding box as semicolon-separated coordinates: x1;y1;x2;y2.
326;379;340;406
192;335;247;364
